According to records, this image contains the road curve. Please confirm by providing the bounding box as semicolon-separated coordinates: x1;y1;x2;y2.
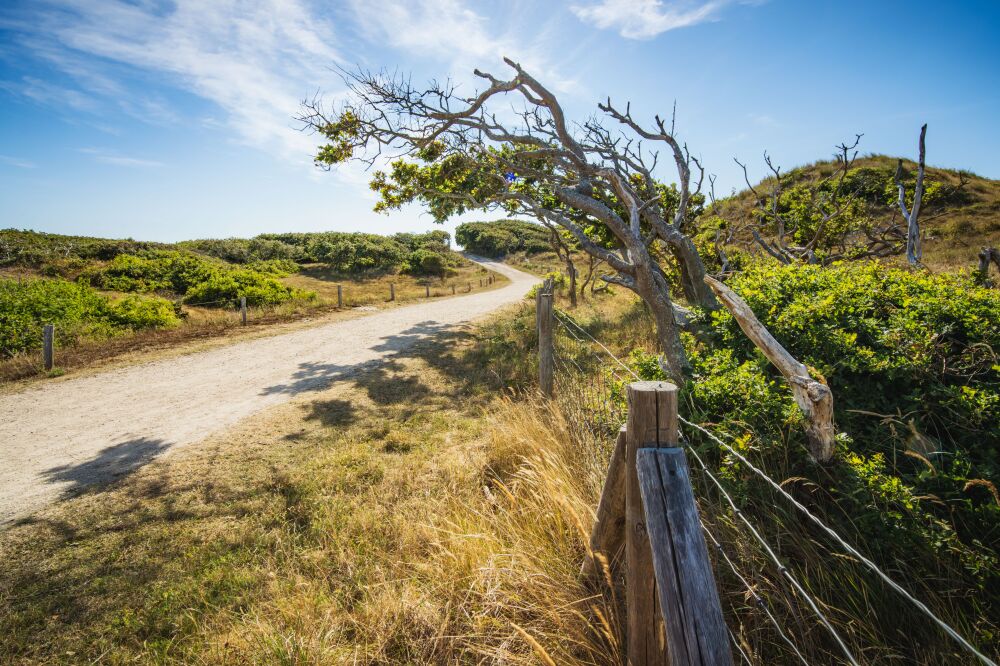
0;257;538;527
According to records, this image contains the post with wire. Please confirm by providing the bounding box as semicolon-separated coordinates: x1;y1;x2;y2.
240;296;247;326
43;323;55;371
536;277;554;398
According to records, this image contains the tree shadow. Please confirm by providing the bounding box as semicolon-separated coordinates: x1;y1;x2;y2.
260;321;457;397
302;398;357;428
39;437;172;498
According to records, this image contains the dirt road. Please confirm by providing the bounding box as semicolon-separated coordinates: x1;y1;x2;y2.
0;258;537;527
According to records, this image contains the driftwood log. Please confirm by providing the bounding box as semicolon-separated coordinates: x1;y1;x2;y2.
705;276;836;462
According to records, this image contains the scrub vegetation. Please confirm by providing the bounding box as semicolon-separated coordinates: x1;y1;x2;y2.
0;228;498;381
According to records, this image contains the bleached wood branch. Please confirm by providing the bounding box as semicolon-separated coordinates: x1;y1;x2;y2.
896;124;927;266
704;276;836;463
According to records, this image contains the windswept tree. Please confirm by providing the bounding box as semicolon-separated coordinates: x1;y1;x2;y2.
300;57;718;379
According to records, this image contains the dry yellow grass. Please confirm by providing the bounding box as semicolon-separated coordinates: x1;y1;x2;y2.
0;307;618;665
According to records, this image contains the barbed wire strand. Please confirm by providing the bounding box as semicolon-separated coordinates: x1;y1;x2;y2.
681;417;998;666
552;310;996;666
686;445;860;666
702;523;811;666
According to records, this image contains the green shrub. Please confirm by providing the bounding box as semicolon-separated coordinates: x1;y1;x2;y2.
0;229;158;267
0;277;179;357
105;295;181;330
183;269;313;307
627;261;1000;592
455;220;551;257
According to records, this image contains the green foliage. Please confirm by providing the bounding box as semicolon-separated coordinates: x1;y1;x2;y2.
87;251;217;293
86;250;311;307
629;261;1000;589
612;260;1000;652
0;229;160;267
178;237;303;264
182;269;312;307
258;230;460;276
455;220;552;258
0;277;179;357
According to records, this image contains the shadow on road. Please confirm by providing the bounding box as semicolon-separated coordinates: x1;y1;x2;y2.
39;437;173;497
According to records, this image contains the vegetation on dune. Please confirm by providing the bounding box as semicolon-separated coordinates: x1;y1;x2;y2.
85;250;309;306
455;219;552;258
255;229;462;276
0;228;480;374
710;154;1000;269
0;277;179;357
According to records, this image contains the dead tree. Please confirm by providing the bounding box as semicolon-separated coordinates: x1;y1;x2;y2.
734;135;864;265
705;276;836;462
300;58;719;379
896;124;928;266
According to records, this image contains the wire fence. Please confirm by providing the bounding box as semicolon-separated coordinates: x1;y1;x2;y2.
547;306;997;666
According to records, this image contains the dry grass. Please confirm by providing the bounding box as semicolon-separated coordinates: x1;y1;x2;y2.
0;307;617;665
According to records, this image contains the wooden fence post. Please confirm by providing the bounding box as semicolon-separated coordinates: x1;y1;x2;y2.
625;381;676;665
628;380;734;666
479;278;483;287
337;284;343;308
467;282;471;292
390;284;396;301
426;285;430;298
240;296;247;325
451;284;456;295
43;324;54;371
536;279;554;398
582;425;627;578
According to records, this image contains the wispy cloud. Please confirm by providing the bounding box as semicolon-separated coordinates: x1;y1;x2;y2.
571;0;750;40
5;1;342;160
0;75;101;112
345;0;576;93
79;147;163;168
0;155;37;169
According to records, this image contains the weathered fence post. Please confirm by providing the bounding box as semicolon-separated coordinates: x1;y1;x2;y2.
467;282;471;292
240;296;247;326
43;324;54;371
479;278;483;287
451;284;456;295
390;284;396;301
625;382;675;664
337;284;343;308
582;425;627;578
536;278;554;398
631;381;734;666
426;285;430;298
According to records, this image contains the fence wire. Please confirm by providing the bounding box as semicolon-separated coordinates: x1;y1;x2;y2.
547;306;998;666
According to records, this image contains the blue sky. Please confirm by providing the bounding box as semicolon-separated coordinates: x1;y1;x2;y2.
1;0;997;243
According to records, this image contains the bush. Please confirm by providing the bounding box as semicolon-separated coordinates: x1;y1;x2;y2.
183;269;313;307
628;261;1000;595
0;229;158;267
0;277;179;357
87;251;216;293
455;220;551;258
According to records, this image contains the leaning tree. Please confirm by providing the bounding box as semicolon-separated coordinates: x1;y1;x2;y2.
300;57;718;379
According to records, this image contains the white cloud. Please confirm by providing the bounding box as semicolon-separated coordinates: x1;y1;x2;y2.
8;0;343;161
571;0;730;39
345;0;576;93
79;147;163;168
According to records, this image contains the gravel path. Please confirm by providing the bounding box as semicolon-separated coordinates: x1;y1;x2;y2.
0;257;537;527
